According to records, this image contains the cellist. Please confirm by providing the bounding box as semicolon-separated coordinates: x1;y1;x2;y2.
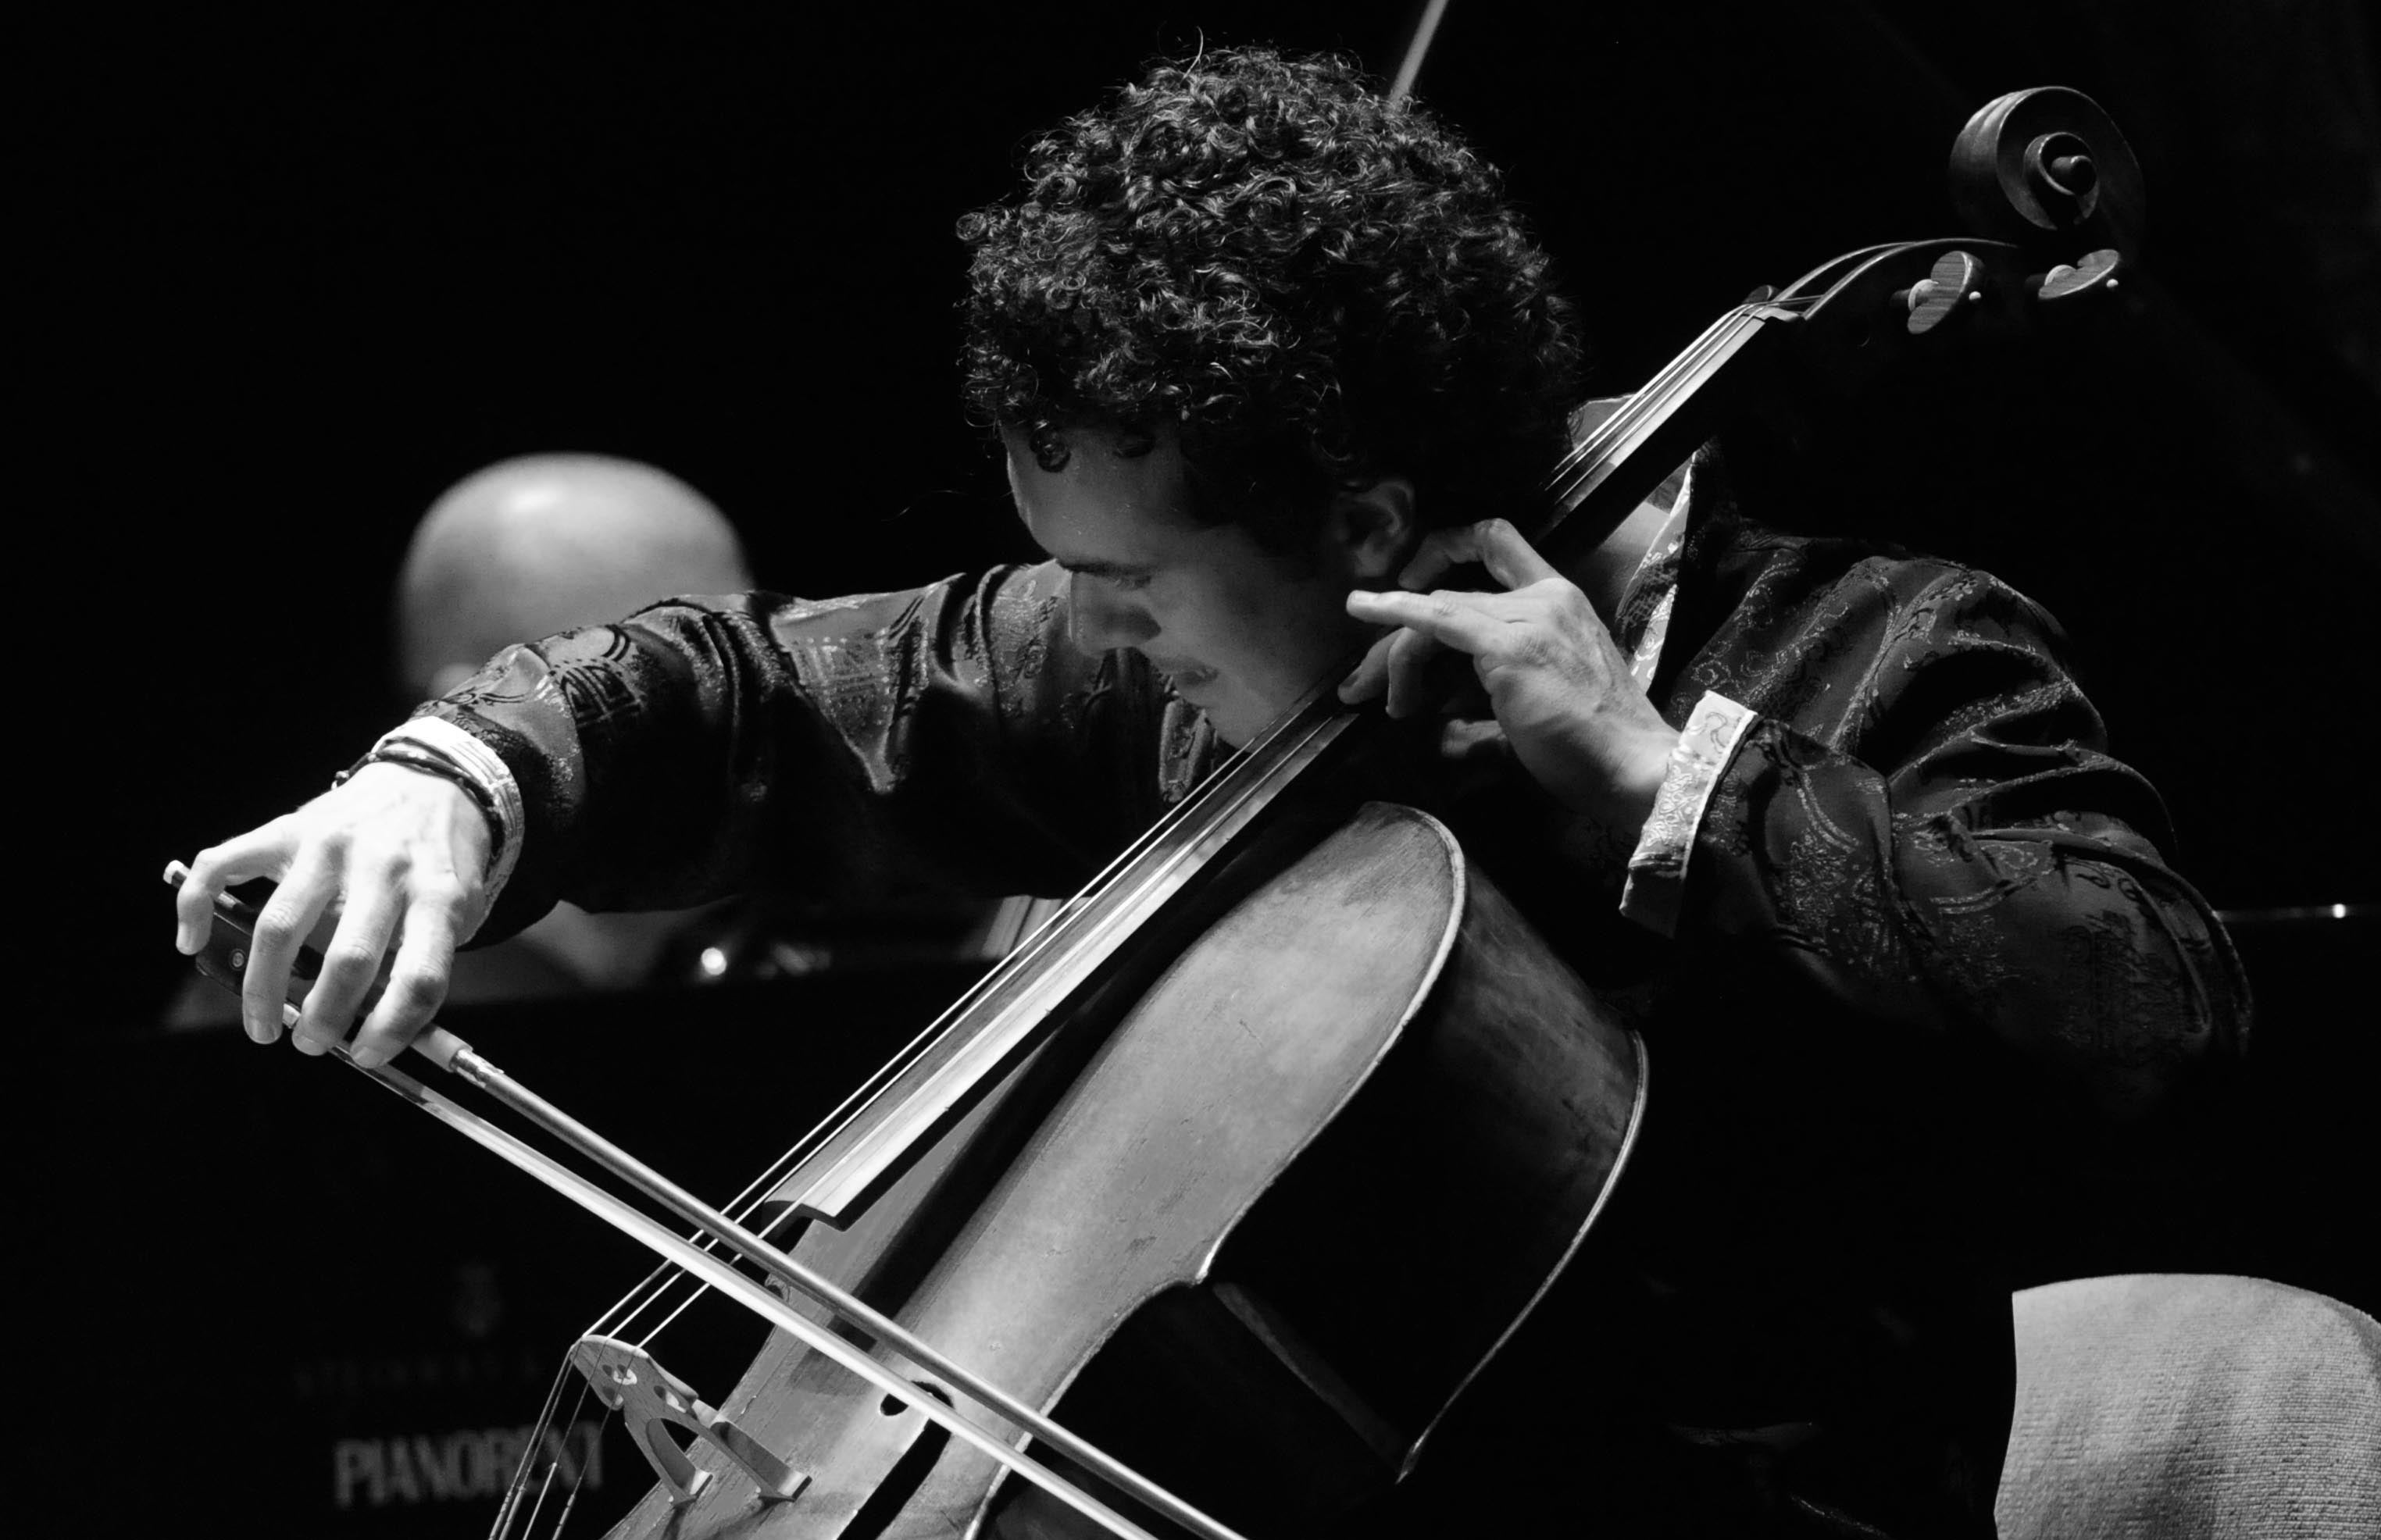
174;47;2247;1538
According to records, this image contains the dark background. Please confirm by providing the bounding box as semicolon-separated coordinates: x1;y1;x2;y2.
26;2;2379;1532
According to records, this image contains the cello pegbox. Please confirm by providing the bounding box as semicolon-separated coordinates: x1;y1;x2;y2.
569;1335;809;1507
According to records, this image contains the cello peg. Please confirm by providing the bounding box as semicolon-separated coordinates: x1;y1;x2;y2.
1901;249;1986;335
2033;248;2122;302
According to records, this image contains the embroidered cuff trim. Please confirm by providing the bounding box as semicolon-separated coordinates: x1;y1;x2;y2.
1621;690;1756;937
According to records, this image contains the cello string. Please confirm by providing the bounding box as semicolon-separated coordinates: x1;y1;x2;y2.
592;842;1239;1338
587;1259;680;1340
758;693;1357;1214
513;1386;571;1540
1569;290;1811;484
616;710;1274;1233
612;1268;698;1345
623;1221;802;1346
639;701;1344;1279
1541;303;1787;535
592;728;1333;1342
1542;305;1760;514
629;1275;716;1349
489;1353;578;1540
513;1442;566;1540
541;1406;614;1540
522;1387;607;1540
1547;305;1745;490
639;686;1329;1239
519;1367;598;1540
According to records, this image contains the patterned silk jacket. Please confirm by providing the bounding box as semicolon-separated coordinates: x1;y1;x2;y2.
415;491;2248;1538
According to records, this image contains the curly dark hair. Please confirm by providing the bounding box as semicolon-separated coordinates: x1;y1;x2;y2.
957;47;1583;547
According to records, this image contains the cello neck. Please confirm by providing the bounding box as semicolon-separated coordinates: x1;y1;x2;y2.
1532;299;1800;571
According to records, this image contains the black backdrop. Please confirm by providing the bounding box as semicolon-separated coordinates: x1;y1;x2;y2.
26;2;2379;1531
33;2;2377;1022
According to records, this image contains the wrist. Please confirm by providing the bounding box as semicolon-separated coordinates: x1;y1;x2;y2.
1608;722;1680;840
334;717;525;910
337;743;500;839
1549;711;1679;836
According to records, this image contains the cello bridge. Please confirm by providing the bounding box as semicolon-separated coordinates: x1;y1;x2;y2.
569;1335;808;1507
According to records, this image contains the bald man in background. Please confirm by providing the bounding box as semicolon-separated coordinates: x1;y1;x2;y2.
397;455;753;703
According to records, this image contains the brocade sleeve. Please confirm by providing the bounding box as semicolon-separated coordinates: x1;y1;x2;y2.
1665;552;2250;1120
412;563;1212;943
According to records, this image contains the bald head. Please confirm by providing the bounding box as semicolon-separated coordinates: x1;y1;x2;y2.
397;455;753;699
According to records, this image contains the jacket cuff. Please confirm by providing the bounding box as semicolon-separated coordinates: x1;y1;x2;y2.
1620;690;1758;936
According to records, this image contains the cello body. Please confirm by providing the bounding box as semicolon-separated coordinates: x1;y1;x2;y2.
605;800;1645;1538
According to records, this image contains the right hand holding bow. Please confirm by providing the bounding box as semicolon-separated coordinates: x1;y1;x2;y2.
173;763;491;1067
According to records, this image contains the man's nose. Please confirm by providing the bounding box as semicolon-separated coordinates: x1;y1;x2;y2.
1065;575;1158;655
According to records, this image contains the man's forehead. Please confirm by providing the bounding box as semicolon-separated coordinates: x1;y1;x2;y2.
1003;427;1196;532
1001;422;1180;472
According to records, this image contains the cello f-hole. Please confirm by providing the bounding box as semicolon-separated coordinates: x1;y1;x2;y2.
844;1384;954;1540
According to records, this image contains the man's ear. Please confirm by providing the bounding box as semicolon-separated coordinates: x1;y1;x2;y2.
1330;476;1420;586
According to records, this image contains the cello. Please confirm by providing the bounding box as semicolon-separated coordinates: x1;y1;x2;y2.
171;83;2144;1540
